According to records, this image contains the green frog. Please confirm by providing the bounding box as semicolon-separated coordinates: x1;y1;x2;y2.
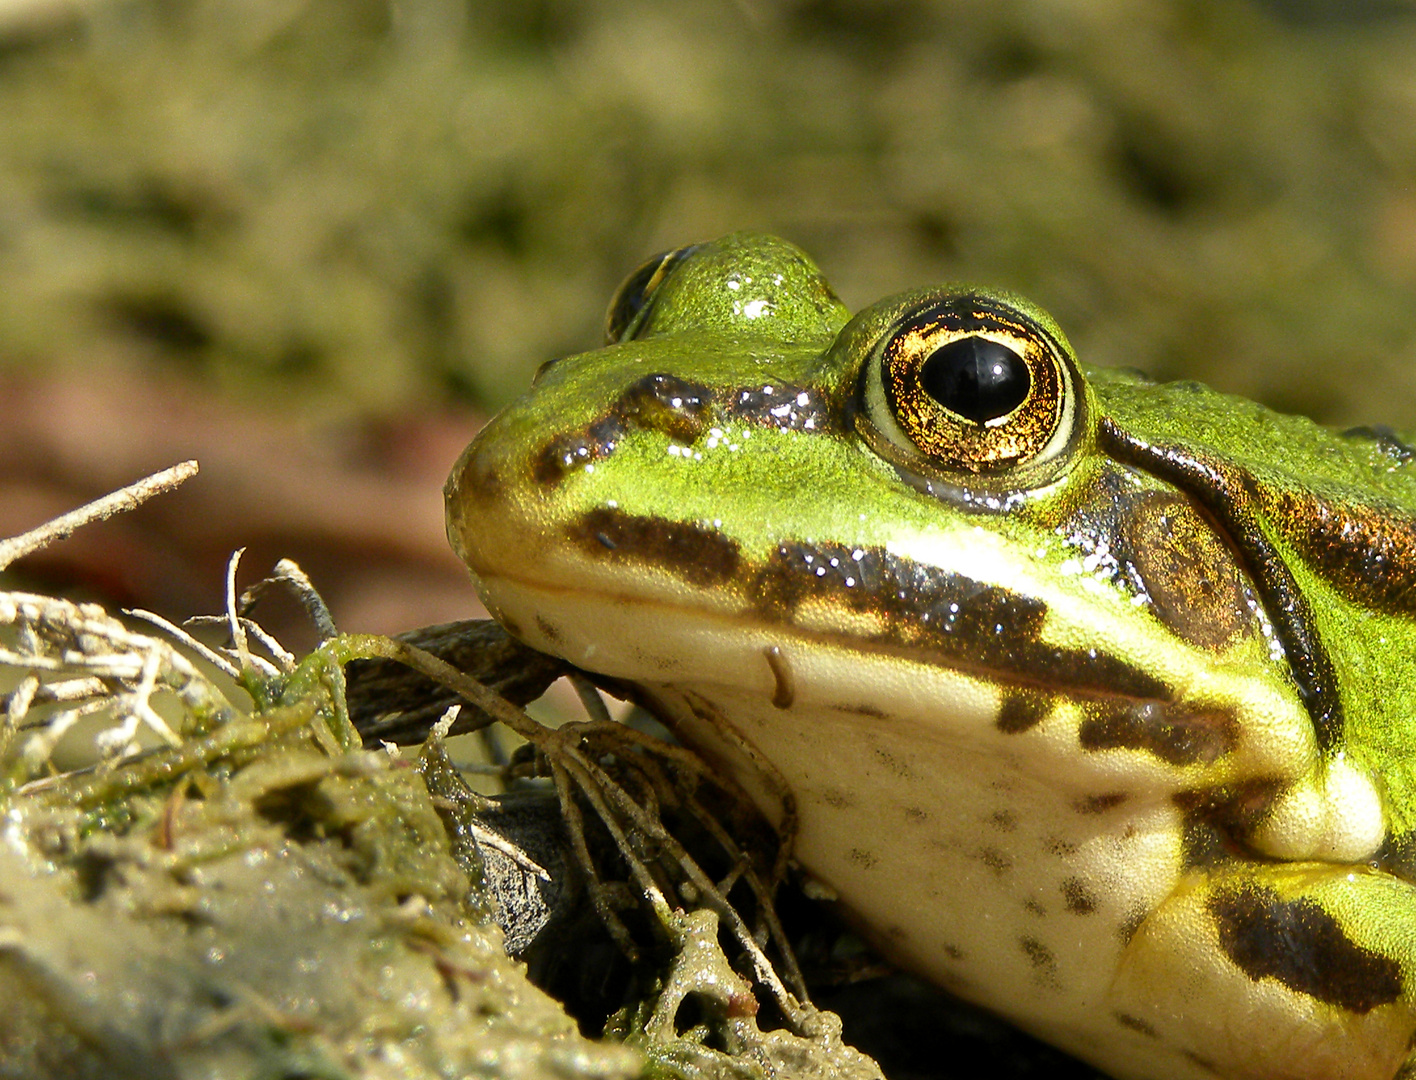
445;233;1416;1080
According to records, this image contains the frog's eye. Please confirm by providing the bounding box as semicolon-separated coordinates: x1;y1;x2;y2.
859;295;1083;483
604;244;701;344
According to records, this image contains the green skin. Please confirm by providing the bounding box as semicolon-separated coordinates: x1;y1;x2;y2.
447;234;1416;1080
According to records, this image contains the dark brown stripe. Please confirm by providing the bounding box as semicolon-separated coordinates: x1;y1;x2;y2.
568;507;741;587
759;539;1171;701
535;418;626;485
535;375;830;486
616;373;713;440
1263;486;1416;616
723;382;830;431
535;373;711;485
1098;418;1342;752
1209;884;1403;1013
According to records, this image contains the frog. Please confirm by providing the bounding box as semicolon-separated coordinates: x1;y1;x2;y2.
444;233;1416;1080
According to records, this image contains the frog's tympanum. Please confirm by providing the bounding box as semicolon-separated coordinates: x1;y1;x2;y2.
446;234;1416;1080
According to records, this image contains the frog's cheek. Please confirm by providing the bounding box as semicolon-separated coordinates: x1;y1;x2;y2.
1112;867;1416;1080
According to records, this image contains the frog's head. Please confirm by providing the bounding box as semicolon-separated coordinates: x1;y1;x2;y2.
448;233;1313;795
447;234;1416;1080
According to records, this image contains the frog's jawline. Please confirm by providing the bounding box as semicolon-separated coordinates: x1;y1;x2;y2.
556;505;1271;771
565;505;1174;703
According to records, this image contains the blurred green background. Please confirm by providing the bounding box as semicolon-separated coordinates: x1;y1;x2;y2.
4;0;1416;425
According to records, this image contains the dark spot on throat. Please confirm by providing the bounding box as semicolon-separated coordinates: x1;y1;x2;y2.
1075;792;1128;814
849;848;879;869
978;847;1012;874
1113;1011;1159;1038
1208;883;1402;1013
1062;877;1098;915
997;690;1053;733
1078;699;1237;765
1019;936;1059;984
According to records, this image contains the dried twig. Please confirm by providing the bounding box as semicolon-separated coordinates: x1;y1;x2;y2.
125;609;242;680
0;461;199;571
0;592;241;785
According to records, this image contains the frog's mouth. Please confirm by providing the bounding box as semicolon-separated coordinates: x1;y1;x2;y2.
462;498;1316;783
485;560;1261;767
571;505;1181;699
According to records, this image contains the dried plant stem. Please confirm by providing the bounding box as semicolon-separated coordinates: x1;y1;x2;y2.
0;461;199;571
328;634;812;1031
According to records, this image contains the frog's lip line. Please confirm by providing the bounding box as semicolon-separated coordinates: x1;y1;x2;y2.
477;563;1222;709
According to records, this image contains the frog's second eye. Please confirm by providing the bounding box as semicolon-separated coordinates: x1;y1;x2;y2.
861;296;1083;484
603;244;701;344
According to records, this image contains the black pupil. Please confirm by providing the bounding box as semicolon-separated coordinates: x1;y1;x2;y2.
918;336;1029;423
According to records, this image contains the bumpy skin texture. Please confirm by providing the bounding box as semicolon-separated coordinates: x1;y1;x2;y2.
447;234;1416;1080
